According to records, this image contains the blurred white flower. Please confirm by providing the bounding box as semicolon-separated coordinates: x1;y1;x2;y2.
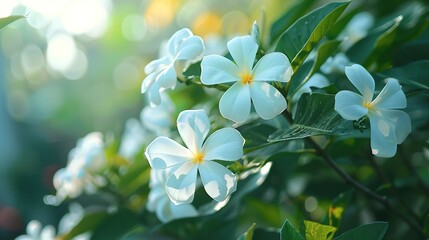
58;203;91;240
340;12;374;50
335;64;411;157
140;93;175;136
201;35;292;123
118;118;148;159
292;73;330;115
320;53;350;74
141;28;204;106
145;109;244;204
147;169;198;223
15;220;55;240
53;132;106;201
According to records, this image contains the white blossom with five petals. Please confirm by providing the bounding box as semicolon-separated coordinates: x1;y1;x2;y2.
335;64;411;158
141;28;204;106
200;35;292;123
145;109;244;204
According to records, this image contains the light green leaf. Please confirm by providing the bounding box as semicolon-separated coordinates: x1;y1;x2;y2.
0;15;24;29
378;60;429;92
269;0;317;43
289;39;341;97
275;1;349;70
280;220;304;240
237;223;256;240
91;208;139;240
60;210;107;240
346;16;402;67
334;222;388;240
304;220;337;240
269;93;353;142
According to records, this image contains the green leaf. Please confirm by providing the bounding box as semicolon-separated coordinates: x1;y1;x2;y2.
346;16;402;67
327;191;353;227
0;15;24;29
269;93;353;142
269;0;317;43
424;214;429;237
60;210;108;240
237;223;256;240
289;39;341;97
275;1;349;70
378;60;429;92
334;222;388;240
91;208;139;240
280;220;304;240
303;221;337;240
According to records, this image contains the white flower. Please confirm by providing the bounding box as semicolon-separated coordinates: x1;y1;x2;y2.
141;28;204;106
53;132;106;201
292;73;330;116
58;203;91;240
118;118;148;159
201;35;292;123
145;109;244;204
340;12;374;50
147;169;198;223
140;93;175;136
15;220;55;240
335;64;411;157
321;53;350;74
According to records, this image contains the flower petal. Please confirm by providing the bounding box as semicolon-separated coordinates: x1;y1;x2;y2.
167;28;193;56
199;160;237;202
201;55;241;85
252;52;291;82
368;111;397;158
345;64;375;101
157;64;177;90
175;35;204;60
145;136;193;169
177;109;211;153
147;82;162;107
156;197;198;223
141;71;157;94
371;78;407;109
335;90;368;120
227;35;258;72
202;128;244;161
165;162;198;204
250;82;287;120
219;82;251;123
377;109;411;144
144;57;170;74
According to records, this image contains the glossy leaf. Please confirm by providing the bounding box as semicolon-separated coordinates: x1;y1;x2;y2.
280;220;304;240
303;220;337;240
269;93;353;142
334;222;388;240
91;208;139;240
237;223;256;240
275;1;349;70
378;60;429;92
0;15;24;29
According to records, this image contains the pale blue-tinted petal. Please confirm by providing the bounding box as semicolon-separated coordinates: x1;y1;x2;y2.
250;82;287;120
202;128;244;161
165;162;198;204
177;109;211;154
167;28;193;56
227;35;258;72
252;52;291;82
368;111;397;158
157;64;177;90
145;136;193;169
147;186;164;212
335;90;368;120
156;197;198;223
219;82;251;123
175;35;204;60
141;93;174;135
40;225;55;240
199;160;237;202
378;109;411;144
145;57;170;74
201;55;240;85
372;78;407;109
147;82;162;107
141;70;157;94
292;73;330;103
345;64;375;101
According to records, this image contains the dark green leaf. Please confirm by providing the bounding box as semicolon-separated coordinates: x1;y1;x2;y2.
269;0;317;43
346;16;402;67
334;222;388;240
275;1;349;70
269;93;353;142
303;221;337;240
280;219;304;240
91;208;139;240
60;210;108;240
424;214;429;237
326;191;353;227
289;39;341;97
237;223;256;240
378;60;429;92
0;15;24;29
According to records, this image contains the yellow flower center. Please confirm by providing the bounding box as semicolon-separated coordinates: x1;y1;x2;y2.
363;101;373;110
240;73;253;85
192;152;205;164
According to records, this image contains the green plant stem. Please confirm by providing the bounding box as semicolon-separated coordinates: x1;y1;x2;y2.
281;110;425;237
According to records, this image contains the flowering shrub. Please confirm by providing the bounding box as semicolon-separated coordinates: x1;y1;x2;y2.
4;0;429;239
